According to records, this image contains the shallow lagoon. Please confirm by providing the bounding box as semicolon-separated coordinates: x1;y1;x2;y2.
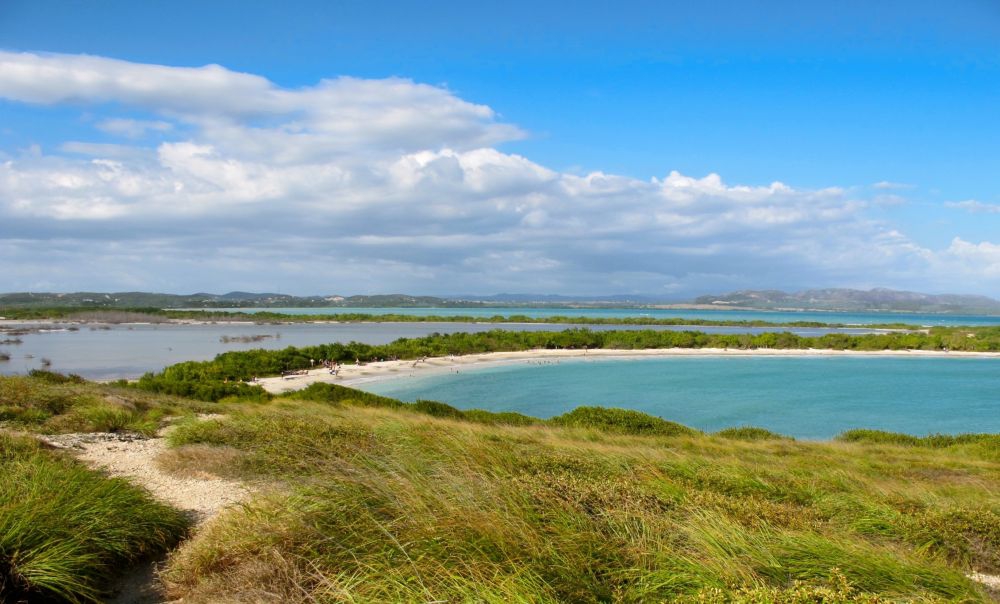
364;356;1000;439
0;321;880;380
206;306;1000;326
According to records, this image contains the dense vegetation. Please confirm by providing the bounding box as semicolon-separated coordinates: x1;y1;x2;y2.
1;370;209;435
159;396;999;602
0;432;188;602
132;326;1000;401
2;372;999;601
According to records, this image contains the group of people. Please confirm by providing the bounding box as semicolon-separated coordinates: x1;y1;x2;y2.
257;355;418;381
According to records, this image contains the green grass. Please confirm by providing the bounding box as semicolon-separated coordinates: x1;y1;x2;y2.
0;372;208;435
3;372;997;601
715;425;792;441
0;433;189;603
549;405;698;436
158;392;999;602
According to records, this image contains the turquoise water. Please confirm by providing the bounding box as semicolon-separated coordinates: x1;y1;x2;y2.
363;356;1000;439
201;306;1000;326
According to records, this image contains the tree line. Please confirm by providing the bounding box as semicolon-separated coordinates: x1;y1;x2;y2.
131;327;1000;401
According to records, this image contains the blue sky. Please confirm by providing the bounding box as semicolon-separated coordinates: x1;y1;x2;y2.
1;1;999;297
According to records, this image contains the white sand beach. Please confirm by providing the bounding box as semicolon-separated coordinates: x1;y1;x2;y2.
256;347;1000;394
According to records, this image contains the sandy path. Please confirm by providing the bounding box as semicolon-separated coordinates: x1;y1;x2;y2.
37;423;251;603
970;571;1000;591
258;346;1000;394
40;426;248;524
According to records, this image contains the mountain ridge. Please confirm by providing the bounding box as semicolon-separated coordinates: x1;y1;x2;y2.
2;287;1000;314
693;288;1000;314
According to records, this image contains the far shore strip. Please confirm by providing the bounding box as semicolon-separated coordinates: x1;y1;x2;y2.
257;347;1000;394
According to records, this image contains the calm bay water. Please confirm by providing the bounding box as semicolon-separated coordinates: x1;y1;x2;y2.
364;356;1000;439
0;321;879;380
4;314;999;438
203;306;1000;326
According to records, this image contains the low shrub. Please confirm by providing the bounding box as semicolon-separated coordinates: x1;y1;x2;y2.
27;369;85;384
411;399;465;419
0;374;202;435
550;405;697;437
462;408;541;426
283;382;402;408
715;426;792;441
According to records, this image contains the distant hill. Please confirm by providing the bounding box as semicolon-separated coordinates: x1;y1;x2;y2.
5;287;1000;314
449;293;667;304
693;288;1000;314
0;291;461;309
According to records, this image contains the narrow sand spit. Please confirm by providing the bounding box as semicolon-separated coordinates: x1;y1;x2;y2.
258;346;1000;394
39;421;248;524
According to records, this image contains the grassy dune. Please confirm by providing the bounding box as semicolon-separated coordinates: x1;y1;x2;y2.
2;372;999;602
158;396;999;602
0;370;210;435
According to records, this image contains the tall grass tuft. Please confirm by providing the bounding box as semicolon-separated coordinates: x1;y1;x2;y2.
0;433;189;602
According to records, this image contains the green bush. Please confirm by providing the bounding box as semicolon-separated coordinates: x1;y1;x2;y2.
462;408;541;426
715;426;791;441
907;507;1000;571
0;374;202;435
27;369;86;384
411;399;465;419
550;406;697;437
284;382;403;408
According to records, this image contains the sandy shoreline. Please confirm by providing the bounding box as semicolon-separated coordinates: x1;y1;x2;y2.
257;347;1000;394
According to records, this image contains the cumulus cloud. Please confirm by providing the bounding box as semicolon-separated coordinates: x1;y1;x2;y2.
938;238;1000;278
0;51;523;155
0;51;997;295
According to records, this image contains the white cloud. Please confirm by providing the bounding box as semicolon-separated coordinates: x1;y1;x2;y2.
96;118;173;139
939;238;1000;278
945;199;1000;214
0;51;523;155
0;52;998;295
872;180;914;190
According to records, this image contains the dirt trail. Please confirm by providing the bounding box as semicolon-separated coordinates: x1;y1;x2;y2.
40;423;247;524
39;421;251;603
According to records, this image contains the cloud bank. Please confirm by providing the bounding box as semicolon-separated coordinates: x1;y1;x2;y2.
0;51;997;296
